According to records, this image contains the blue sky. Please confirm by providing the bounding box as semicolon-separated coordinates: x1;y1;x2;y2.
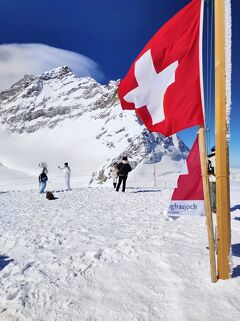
0;0;239;166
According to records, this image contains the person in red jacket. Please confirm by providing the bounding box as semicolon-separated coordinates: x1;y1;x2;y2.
116;156;132;192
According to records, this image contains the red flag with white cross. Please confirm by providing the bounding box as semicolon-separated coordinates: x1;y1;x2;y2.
168;135;204;216
118;0;204;137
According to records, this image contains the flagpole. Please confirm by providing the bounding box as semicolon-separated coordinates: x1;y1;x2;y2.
198;126;217;282
214;0;231;279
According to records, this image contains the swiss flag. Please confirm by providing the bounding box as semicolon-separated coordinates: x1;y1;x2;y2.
118;0;204;137
172;136;204;201
168;135;204;216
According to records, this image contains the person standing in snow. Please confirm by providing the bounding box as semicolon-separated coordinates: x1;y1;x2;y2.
58;162;71;190
207;146;216;213
109;162;118;188
116;156;132;192
38;163;48;193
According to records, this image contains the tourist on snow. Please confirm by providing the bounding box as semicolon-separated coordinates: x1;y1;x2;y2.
39;164;48;193
109;162;118;188
58;162;71;190
116;156;132;192
207;146;216;213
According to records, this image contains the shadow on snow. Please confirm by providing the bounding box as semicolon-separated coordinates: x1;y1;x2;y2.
231;204;240;212
0;255;14;271
232;265;240;278
130;189;162;193
232;243;240;257
231;244;240;278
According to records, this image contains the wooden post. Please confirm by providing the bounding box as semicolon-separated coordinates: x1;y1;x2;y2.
214;0;231;279
198;126;218;282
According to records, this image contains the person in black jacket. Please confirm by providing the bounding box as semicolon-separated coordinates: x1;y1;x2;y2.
207;146;216;213
39;167;48;193
116;156;132;192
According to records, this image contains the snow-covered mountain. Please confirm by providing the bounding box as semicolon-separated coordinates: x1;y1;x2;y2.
0;66;119;134
0;66;189;188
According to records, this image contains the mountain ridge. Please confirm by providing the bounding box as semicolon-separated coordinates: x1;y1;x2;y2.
0;66;189;186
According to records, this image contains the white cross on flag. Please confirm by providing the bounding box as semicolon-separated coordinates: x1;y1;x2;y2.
118;0;204;137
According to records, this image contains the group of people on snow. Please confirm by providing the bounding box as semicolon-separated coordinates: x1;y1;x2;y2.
37;150;216;210
109;156;132;192
38;156;132;195
38;151;215;204
111;150;216;207
38;162;71;193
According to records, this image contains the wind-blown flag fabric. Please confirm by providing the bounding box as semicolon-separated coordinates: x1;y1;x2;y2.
168;136;204;216
118;0;204;137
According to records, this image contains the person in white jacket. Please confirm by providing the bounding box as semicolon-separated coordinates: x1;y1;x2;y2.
109;162;118;188
58;162;71;190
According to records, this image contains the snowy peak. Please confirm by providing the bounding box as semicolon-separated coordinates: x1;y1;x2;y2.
0;66;118;133
0;66;73;104
39;65;73;80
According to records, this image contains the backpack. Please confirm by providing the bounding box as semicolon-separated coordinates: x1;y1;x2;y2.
46;191;55;200
39;172;48;182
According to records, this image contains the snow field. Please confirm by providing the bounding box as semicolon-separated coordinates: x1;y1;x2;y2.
0;185;240;321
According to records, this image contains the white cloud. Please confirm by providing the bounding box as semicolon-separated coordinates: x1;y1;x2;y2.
0;43;105;91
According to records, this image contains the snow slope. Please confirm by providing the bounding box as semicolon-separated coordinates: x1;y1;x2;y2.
0;163;35;192
0;178;240;321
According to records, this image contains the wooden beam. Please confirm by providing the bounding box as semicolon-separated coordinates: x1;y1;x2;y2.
198;126;217;282
214;0;231;279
